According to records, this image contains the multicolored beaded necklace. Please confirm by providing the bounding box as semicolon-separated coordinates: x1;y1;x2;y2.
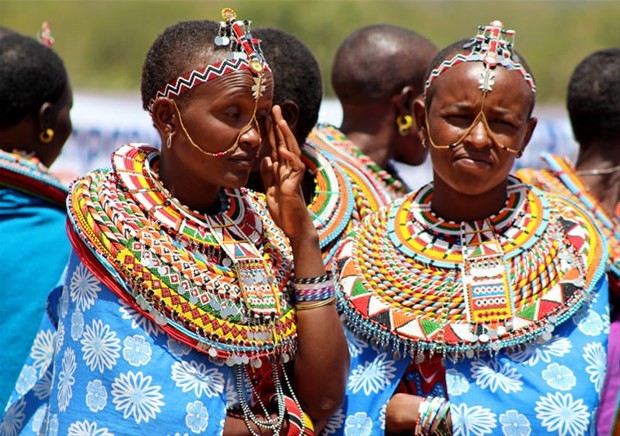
68;144;297;366
309;124;408;200
336;176;607;361
301;144;355;266
0;148;67;206
518;153;619;290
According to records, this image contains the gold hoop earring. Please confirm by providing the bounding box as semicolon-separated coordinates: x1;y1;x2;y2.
396;115;413;136
166;133;172;149
39;128;54;144
421;138;428;149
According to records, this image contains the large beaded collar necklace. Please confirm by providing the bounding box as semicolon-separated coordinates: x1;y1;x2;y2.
68;144;297;366
336;176;607;361
301;144;355;266
0;148;67;206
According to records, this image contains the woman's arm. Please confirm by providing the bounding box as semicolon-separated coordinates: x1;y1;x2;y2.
261;106;349;421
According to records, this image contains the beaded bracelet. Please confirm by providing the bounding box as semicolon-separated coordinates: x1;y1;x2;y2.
430;400;451;435
294;283;335;303
293;272;332;285
282;394;315;435
414;396;451;435
421;397;442;432
295;296;336;311
414;397;429;435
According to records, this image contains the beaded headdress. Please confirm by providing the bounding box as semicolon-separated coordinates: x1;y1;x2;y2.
147;8;270;112
424;20;536;96
37;21;55;47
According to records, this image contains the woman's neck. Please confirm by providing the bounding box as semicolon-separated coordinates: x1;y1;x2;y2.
157;157;222;215
575;140;620;212
430;176;509;222
340;102;394;169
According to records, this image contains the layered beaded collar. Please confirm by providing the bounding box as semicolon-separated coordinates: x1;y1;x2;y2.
336;176;607;361
301;144;355;266
68;144;296;366
0;148;67;206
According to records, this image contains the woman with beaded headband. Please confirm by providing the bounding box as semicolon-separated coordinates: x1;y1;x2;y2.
1;11;348;435
0;26;73;412
326;21;609;435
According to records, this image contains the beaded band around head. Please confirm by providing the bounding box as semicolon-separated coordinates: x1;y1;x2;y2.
147;8;270;112
424;20;536;96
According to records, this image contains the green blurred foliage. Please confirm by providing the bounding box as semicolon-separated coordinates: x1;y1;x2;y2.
1;0;619;103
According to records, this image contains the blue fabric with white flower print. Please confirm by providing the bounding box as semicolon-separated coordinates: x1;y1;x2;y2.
0;250;236;435
324;274;609;436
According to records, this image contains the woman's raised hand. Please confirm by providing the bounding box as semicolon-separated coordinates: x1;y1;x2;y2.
260;105;314;243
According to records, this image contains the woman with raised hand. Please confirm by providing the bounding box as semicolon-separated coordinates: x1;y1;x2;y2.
328;21;609;435
0;27;73;412
1;10;347;435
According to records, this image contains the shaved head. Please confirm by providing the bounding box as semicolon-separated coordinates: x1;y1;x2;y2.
331;24;437;105
141;20;223;111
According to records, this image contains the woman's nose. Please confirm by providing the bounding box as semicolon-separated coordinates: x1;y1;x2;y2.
465;117;493;149
239;117;262;148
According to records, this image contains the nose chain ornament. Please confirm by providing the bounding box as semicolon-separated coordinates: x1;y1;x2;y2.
424;20;535;153
424;92;519;153
172;76;263;159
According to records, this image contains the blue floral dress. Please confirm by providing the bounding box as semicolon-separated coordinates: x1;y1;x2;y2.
325;180;609;436
2;251;235;435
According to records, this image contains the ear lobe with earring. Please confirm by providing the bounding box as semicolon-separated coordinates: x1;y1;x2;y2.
396;115;414;136
39;128;54;144
166;133;172;149
421;137;428;149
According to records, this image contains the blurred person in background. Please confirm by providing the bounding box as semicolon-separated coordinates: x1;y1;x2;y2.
309;24;437;200
0;27;73;412
518;47;619;435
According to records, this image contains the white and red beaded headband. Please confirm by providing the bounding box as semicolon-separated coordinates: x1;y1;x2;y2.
147;8;270;112
424;20;536;96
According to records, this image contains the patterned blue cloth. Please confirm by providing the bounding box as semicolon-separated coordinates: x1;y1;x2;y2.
0;250;245;435
323;275;609;436
0;188;70;412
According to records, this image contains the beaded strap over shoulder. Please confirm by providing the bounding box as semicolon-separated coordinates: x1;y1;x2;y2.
0;148;67;206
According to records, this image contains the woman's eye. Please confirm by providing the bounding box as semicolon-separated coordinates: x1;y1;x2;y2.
489;119;516;129
224;109;241;119
445;115;472;127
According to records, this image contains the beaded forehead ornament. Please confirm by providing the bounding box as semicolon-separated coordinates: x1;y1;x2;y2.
423;21;536;154
148;8;269;112
425;20;536;95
